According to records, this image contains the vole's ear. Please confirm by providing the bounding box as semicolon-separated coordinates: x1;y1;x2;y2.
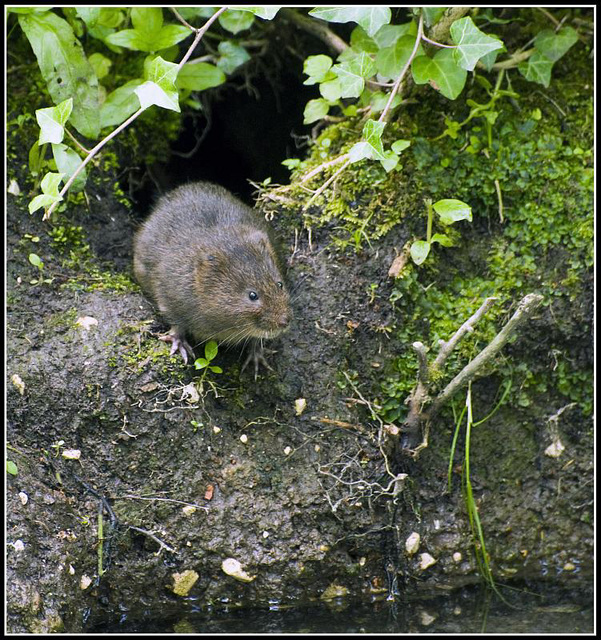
246;230;280;267
245;229;270;251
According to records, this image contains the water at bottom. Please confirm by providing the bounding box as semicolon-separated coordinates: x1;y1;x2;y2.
86;582;594;634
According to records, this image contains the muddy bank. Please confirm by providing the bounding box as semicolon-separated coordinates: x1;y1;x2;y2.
7;48;593;640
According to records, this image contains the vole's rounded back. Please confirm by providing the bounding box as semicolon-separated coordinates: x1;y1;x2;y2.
134;182;291;350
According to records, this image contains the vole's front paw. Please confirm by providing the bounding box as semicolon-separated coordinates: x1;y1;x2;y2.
159;330;194;364
241;343;276;380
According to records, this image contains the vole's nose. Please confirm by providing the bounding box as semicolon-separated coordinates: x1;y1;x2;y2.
278;313;291;328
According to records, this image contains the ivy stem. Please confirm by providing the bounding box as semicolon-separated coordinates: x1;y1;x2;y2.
43;7;228;221
44;106;144;220
178;7;228;69
379;13;424;124
420;34;457;48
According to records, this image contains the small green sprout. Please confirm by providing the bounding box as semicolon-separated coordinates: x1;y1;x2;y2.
28;252;54;285
194;340;222;375
410;197;472;265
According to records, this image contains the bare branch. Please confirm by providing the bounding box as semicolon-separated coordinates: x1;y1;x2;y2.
128;526;177;554
303;157;351;210
430;294;544;415
428;7;471;43
431;297;498;372
281;8;349;55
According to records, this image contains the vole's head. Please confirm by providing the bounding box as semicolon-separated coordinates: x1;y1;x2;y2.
196;230;291;344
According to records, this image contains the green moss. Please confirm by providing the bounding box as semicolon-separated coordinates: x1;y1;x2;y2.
283;120;417;250
43;307;79;331
377;62;593;423
62;267;138;294
105;322;187;379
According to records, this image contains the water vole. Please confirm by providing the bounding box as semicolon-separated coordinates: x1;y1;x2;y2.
133;182;291;374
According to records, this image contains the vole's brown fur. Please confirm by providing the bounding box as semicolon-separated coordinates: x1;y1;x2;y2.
133;182;291;368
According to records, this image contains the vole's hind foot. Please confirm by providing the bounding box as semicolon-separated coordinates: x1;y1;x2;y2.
159;331;194;364
241;343;277;380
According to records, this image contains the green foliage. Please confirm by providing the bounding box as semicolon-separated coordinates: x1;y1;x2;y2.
7;461;19;476
378;74;593;423
409;198;472;265
104;7;190;52
194;340;223;375
309;7;392;37
9;6;280;217
519;27;578;87
297;7;582;180
17;11;100;139
28;172;64;214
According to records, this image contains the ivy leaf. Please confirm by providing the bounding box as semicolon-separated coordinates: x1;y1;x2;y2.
478;38;506;72
135;81;180;111
373;22;416;48
97;8;124;29
303;54;334;85
433;199;472;225
422;8;446;27
233;7;281;20
412;49;467;100
105;29;147;51
152;25;193;51
282;158;301;170
135;56;180;112
303;98;330;124
106;7;190;52
209;365;223;374
74;7;100;28
205;340;219;361
362;119;386;159
391;139;411;154
177;8;217;21
376;34;422;80
319;78;342;102
379;150;400;173
100;80;143;128
518;51;554;87
7;461;18;476
332;52;376;98
6;7;51;13
177;63;226;91
29;172;64;214
88;52;112;79
131;7;163;38
534;27;578;62
430;233;454;247
348;141;372;163
36;98;73;145
350;26;379;54
40;172;64;195
194;358;209;370
216;41;251;75
219;9;255;34
309;7;391;37
450;16;505;71
51;143;86;193
18;12;100;139
410;240;431;265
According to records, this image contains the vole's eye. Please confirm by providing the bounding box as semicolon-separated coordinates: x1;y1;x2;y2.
249;291;259;301
277;281;283;289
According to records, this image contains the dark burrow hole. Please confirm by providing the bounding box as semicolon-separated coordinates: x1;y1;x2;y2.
129;62;317;214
